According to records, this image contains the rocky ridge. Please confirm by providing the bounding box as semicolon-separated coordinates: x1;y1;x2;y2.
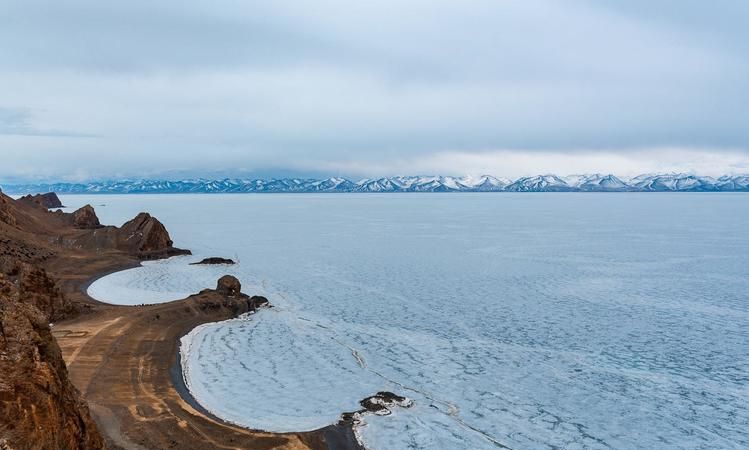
0;270;105;450
0;191;189;449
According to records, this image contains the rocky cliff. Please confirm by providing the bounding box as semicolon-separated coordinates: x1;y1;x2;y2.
0;273;105;450
0;192;190;449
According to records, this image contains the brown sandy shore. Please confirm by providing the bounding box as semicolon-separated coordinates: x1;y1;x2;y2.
0;191;363;450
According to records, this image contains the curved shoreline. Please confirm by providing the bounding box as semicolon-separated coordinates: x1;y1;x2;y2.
2;191;367;449
78;261;143;302
173;318;365;450
57;260;365;450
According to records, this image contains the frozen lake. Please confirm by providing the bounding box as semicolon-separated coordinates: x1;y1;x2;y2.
72;193;749;450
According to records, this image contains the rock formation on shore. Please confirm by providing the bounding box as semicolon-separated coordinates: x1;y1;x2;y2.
118;212;191;258
192;276;269;314
72;205;101;229
61;211;190;260
18;192;64;209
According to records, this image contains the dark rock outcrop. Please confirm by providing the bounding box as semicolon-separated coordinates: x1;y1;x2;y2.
0;274;105;450
190;257;236;265
64;209;190;259
19;192;64;209
118;213;190;259
191;278;268;316
72;205;101;229
216;275;241;296
0;196;17;227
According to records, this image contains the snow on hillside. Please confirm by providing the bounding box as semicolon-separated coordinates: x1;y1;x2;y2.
3;174;749;194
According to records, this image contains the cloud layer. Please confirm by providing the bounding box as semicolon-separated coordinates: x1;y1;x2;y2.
1;0;748;181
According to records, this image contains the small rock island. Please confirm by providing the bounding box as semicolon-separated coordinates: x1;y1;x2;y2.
190;257;236;265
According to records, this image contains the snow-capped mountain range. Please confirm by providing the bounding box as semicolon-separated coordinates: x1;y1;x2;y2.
2;174;749;194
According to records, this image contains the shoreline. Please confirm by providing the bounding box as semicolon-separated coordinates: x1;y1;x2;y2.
57;259;365;450
1;191;364;449
169;336;231;426
172;317;365;450
77;260;143;302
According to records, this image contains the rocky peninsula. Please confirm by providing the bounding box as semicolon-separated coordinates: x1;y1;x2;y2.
0;192;362;450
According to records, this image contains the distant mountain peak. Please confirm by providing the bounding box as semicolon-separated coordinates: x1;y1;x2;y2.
2;173;748;194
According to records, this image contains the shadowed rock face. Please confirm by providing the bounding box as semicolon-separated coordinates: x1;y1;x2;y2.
15;263;76;322
118;213;191;259
217;275;241;296
72;205;101;229
19;192;64;209
0;274;105;450
0;196;17;227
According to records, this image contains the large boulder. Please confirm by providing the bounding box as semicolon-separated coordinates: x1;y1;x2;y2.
216;275;241;296
72;205;101;229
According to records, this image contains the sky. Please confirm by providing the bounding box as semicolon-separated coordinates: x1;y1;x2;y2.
1;0;749;182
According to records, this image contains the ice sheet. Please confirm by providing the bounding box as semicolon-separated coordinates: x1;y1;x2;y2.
77;193;749;450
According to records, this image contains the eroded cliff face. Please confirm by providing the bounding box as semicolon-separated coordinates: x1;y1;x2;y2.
0;274;105;450
0;192;191;449
0;195;18;228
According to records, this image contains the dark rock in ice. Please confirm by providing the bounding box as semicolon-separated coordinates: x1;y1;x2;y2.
339;391;413;425
359;391;411;414
249;295;269;308
190;257;236;265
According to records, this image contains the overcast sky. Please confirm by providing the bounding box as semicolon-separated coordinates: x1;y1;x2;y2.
1;0;749;182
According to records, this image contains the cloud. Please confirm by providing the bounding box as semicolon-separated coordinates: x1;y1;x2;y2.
0;1;747;181
300;148;749;178
0;107;93;137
